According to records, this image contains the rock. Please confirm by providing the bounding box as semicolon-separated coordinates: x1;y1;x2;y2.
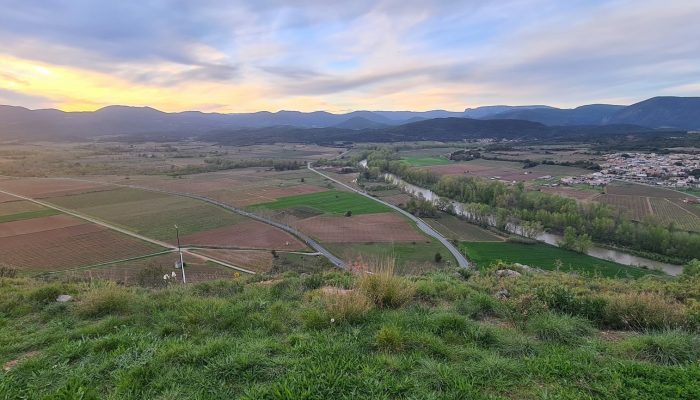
495;288;510;300
56;295;73;303
495;269;521;278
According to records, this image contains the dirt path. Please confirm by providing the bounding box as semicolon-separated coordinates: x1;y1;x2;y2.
0;188;257;275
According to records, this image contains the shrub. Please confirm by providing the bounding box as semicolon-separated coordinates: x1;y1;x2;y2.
358;262;415;308
456;293;501;320
602;293;688;331
536;286;607;324
28;284;63;304
0;265;17;278
376;325;405;351
77;286;136;318
136;263;171;288
525;312;593;344
619;331;700;365
434;252;443;263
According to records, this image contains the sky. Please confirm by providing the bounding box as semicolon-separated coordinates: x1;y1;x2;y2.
0;0;698;113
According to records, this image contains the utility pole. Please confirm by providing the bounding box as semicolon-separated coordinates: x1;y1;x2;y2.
175;224;186;284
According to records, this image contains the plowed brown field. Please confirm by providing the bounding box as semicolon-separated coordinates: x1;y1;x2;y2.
0;222;162;271
0;178;111;198
191;249;273;273
296;213;425;243
176;220;307;250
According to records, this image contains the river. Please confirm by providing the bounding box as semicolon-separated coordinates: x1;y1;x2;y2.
379;170;683;276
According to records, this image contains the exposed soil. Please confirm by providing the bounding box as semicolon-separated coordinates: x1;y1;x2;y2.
296;212;425;243
176;220;308;250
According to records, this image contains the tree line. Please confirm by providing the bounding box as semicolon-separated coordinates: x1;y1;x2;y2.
366;150;700;262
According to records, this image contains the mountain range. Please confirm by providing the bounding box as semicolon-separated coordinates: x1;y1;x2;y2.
0;96;698;141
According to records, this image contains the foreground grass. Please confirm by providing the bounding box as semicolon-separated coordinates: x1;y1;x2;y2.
1;263;699;399
460;241;661;278
252;190;390;215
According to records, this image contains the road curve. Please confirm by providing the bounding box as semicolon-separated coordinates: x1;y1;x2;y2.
0;188;259;275
307;164;471;269
105;183;347;269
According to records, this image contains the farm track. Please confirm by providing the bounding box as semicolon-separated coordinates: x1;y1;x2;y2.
0;188;259;275
38;177;347;269
307;163;471;269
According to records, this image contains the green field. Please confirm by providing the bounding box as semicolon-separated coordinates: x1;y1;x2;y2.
327;241;455;273
0;208;61;223
425;213;504;242
400;156;452;167
460;241;661;278
46;188;244;240
253;190;390;215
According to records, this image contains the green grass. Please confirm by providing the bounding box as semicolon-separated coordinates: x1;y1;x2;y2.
460;241;661;278
327;241;455;273
45;187;245;240
252;190;390;215
1;267;699;399
400;156;452;167
425;213;503;242
0;208;61;223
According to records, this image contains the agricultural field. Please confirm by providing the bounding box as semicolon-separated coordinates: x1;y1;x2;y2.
0;213;164;274
189;249;274;273
459;241;660;278
45;187;245;241
66;252;237;284
597;182;700;232
400;155;452;167
0;200;60;223
252;190;390;215
425;159;589;183
538;185;603;202
295;213;426;243
327;240;456;275
424;212;504;242
596;194;652;221
0;142;343;177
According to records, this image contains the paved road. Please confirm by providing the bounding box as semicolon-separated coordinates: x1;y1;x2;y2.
48;177;347;270
308;164;471;269
0;188;258;275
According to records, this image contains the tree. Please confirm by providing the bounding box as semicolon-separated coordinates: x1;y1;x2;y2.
574;233;593;253
559;227;578;251
434;252;443;263
345;210;352;217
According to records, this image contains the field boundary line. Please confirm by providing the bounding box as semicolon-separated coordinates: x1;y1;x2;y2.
43;177;346;269
0;188;257;275
307;163;470;269
36;250;176;276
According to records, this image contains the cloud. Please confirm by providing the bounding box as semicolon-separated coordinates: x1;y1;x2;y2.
0;0;698;111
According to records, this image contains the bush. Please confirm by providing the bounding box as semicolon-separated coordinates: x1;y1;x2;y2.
602;293;688;331
28;284;63;304
525;312;593;344
619;331;700;365
536;286;607;324
136;263;171;288
358;263;415;308
376;325;405;351
456;293;501;320
77;286;136;318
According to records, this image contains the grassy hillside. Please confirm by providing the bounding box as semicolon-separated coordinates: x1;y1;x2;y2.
1;262;699;399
